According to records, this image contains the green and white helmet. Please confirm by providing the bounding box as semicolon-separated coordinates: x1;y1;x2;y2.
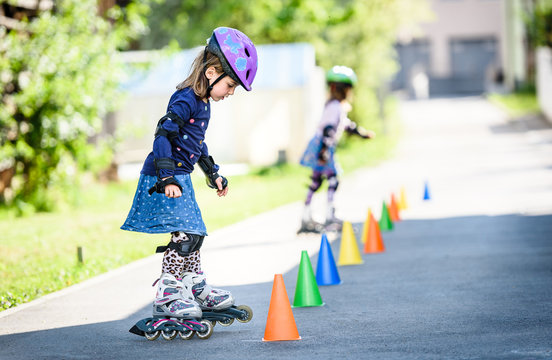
326;65;357;86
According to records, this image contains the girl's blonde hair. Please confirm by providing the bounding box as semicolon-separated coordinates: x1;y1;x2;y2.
177;50;223;99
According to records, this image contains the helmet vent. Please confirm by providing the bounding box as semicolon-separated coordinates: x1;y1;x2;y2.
246;69;250;80
244;48;250;57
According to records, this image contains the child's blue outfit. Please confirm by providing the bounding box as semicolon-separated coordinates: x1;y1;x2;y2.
121;87;213;236
300;99;345;175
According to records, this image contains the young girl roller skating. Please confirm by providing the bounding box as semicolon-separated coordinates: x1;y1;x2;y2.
298;66;375;234
123;27;257;340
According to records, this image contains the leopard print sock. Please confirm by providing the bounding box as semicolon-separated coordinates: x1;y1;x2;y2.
161;231;203;277
182;249;202;274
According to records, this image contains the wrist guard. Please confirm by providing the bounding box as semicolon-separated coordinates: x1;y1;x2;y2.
318;145;330;162
148;177;183;195
345;122;371;138
197;155;228;190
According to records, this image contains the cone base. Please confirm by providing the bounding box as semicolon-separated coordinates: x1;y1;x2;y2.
318;280;342;286
363;250;384;254
292;302;325;308
337;260;364;266
262;336;302;342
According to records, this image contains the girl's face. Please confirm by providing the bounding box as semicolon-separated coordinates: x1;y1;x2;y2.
206;67;238;101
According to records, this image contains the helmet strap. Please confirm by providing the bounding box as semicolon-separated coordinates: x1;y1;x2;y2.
203;46;227;97
207;73;227;97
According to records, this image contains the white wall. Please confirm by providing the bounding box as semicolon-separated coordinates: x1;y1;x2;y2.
537;47;552;123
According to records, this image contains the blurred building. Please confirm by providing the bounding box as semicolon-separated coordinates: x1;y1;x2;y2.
113;43;325;176
392;0;527;97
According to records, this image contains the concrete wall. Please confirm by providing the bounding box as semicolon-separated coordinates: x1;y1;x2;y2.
418;0;504;77
537;47;552;123
113;43;325;170
393;0;526;96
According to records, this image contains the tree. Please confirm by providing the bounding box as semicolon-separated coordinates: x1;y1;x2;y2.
0;0;150;212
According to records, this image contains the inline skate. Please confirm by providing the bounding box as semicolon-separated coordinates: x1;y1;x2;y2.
129;273;214;340
324;206;343;232
297;205;325;234
297;219;325;234
181;272;253;327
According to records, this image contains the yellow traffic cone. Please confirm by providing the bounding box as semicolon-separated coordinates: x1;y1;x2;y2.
399;186;408;210
337;221;364;265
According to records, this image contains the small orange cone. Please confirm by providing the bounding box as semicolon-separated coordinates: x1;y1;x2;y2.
389;194;401;222
361;208;372;244
262;274;301;342
399;186;408;210
364;212;385;253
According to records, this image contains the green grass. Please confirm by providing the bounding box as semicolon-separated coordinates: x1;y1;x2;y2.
487;89;540;117
0;114;400;311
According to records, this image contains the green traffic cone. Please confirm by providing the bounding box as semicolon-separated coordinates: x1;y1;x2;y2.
293;250;324;307
379;201;394;231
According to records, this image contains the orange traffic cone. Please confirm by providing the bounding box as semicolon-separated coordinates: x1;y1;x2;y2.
364;212;385;254
389;194;401;222
262;274;301;342
361;208;372;244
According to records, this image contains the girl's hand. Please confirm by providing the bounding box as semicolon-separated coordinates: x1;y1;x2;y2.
215;176;228;197
163;182;182;198
364;130;376;139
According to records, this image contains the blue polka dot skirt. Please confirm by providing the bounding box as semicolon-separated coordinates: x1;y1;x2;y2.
121;174;207;235
299;135;337;173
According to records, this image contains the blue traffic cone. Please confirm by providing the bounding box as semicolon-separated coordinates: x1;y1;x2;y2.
423;181;431;200
315;233;341;286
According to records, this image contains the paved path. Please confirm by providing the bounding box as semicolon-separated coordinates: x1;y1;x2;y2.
1;97;551;359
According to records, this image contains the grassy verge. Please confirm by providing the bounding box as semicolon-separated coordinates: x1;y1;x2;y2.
0;111;400;311
487;88;540;117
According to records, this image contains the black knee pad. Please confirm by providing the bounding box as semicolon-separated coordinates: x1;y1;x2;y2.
309;173;323;192
328;176;339;192
156;233;204;256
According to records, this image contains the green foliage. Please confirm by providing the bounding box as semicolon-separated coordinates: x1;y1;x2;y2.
523;0;552;49
0;0;150;212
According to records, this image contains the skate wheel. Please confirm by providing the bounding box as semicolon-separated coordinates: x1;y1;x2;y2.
196;320;213;340
144;331;160;341
236;305;253;323
218;317;234;327
178;329;194;340
161;330;178;340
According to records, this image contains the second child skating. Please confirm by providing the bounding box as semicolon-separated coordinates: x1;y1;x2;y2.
298;66;375;235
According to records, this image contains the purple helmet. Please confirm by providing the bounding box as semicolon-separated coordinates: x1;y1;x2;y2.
207;27;258;91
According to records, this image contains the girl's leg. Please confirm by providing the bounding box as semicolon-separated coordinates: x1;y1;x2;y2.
163;231;202;274
155;232;202;318
304;170;323;207
167;232;233;310
298;171;325;233
325;172;342;228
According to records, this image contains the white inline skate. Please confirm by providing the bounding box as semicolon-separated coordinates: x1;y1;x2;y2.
324;206;343;232
129;273;213;341
181;272;253;327
297;206;325;234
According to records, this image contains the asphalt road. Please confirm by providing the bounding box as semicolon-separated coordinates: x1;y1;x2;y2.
1;96;551;360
